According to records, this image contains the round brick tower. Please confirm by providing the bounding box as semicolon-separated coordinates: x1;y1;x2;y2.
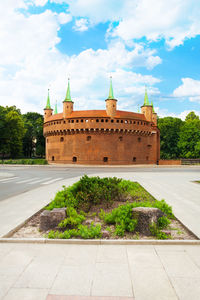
43;81;160;165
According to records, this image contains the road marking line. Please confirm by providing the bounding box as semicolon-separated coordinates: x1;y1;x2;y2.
16;178;39;184
0;176;19;183
41;177;63;185
27;177;52;185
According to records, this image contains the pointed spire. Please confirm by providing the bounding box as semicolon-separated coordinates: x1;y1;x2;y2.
151;100;155;113
64;78;72;102
108;76;114;99
144;85;150;105
54;100;58;114
45;89;51;109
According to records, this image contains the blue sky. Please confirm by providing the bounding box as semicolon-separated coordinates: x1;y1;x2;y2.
0;0;200;119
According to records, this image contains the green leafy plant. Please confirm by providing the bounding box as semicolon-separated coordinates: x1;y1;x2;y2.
99;209;106;220
157;216;171;229
58;207;85;228
104;203;138;237
149;223;171;240
78;224;102;239
114;224;125;237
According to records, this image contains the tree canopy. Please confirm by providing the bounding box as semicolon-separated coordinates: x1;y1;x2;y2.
158;112;200;159
0;106;44;159
157;117;183;159
23;112;45;158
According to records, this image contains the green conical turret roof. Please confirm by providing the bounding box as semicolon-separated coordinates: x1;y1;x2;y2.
64;78;72;102
54;101;58;114
144;86;150;105
151;100;155;113
108;76;114;99
45;89;51;109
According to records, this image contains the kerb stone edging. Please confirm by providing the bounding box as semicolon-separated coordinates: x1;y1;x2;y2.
0;238;200;245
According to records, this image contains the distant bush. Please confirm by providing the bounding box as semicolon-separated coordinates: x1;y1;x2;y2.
0;158;48;165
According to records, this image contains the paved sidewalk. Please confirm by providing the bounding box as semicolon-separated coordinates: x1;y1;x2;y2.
0;243;200;300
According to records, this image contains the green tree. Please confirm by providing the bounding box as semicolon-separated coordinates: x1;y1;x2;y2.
0;106;10;159
158;117;183;159
5;107;25;158
178;118;200;158
185;111;199;122
22;112;45;157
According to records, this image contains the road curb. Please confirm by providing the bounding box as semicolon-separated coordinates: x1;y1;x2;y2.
0;238;200;245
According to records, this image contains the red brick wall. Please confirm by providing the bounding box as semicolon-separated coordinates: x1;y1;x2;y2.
44;116;160;165
159;160;181;165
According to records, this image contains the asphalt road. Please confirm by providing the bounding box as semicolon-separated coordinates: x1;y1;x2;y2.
0;164;200;202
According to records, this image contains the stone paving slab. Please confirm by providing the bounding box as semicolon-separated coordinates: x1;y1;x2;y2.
0;243;200;300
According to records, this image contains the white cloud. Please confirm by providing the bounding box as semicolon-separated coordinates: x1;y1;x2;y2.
73;18;89;32
173;78;200;103
33;0;48;6
0;0;161;115
53;0;124;23
157;108;200;120
57;12;72;24
52;0;200;49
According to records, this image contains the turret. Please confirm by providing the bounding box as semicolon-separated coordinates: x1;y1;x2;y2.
141;86;153;122
151;100;157;126
44;89;53;122
105;77;117;118
54;100;58;114
63;78;74;118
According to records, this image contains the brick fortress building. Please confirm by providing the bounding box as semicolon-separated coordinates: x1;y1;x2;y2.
43;78;160;164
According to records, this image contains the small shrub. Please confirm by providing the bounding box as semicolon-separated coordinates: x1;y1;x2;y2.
157;216;171;229
104;203;137;236
106;226;112;232
58;207;85;228
149;223;170;240
99;209;106;220
154;199;174;218
77;224;102;239
114;224;125;237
